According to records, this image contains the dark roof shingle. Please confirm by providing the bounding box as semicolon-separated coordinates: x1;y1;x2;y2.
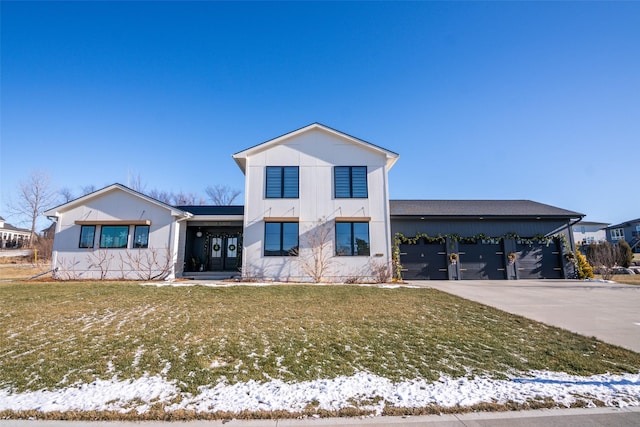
177;205;244;216
390;200;583;218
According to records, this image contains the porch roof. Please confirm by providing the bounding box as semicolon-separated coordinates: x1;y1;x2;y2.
176;206;244;216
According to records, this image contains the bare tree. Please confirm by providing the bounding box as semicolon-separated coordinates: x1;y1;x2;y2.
59;187;75;203
586;242;619;280
172;191;201;206
147;189;173;204
295;218;335;283
205;185;241;205
128;172;146;193
80;185;97;195
6;170;58;247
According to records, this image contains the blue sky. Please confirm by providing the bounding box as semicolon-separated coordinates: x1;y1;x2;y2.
1;1;639;229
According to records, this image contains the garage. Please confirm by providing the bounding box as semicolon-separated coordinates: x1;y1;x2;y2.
515;240;563;279
390;200;583;281
458;242;505;280
399;241;448;280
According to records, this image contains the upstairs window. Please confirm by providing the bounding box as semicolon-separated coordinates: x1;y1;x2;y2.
266;166;299;198
100;225;129;248
79;225;95;248
335;222;370;256
610;228;624;241
334;166;367;198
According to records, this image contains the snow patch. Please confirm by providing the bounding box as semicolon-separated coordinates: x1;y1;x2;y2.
1;371;638;415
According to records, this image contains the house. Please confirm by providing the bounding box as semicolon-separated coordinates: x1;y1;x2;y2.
571;221;609;247
44;123;584;281
604;218;640;253
0;216;31;248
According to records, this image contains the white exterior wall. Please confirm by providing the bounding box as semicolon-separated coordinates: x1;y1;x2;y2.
50;189;180;280
572;223;607;245
240;128;393;282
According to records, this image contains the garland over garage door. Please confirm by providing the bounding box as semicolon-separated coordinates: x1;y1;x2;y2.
516;240;563;279
458;242;505;280
399;241;448;280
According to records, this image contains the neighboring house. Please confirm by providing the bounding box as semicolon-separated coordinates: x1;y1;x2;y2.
604;218;640;253
0;216;31;248
44;123;585;281
572;221;609;247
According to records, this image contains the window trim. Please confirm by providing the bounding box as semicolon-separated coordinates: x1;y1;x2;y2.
265;166;299;199
334;166;368;198
264;221;299;256
335;221;370;256
610;228;625;241
78;225;96;248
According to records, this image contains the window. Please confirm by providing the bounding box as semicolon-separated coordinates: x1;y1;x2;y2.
79;225;95;248
334;166;368;198
610;228;624;241
264;222;299;256
99;225;129;248
335;222;370;256
266;166;299;198
133;225;149;248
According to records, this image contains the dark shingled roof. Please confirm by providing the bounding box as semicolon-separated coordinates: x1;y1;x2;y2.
604;218;640;230
176;206;244;216
390;200;583;218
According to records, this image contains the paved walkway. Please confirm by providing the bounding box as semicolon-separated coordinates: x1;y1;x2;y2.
1;407;638;426
421;279;640;353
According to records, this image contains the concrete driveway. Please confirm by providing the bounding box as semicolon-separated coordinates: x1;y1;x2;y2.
419;279;640;353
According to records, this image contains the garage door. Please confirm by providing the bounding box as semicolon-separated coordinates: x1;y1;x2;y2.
516;241;563;279
399;242;448;280
458;242;506;280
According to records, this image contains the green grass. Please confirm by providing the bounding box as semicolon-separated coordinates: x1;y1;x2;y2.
1;281;639;398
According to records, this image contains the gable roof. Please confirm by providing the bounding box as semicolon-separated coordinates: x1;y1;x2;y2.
0;221;31;233
604;218;640;230
390;200;584;219
232;123;399;173
43;183;191;218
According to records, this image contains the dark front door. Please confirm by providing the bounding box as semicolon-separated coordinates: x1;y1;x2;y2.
209;236;240;271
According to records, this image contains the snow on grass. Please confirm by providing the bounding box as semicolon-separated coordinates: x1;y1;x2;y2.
1;371;639;415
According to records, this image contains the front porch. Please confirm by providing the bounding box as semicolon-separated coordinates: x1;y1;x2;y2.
183;225;243;275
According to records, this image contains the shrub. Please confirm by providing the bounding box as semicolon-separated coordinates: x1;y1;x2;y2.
617;239;634;268
574;248;594;279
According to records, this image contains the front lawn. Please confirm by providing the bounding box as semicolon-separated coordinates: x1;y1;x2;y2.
1;281;639;418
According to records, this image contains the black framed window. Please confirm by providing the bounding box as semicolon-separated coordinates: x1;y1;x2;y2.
264;222;299;256
334;166;367;198
99;225;129;248
335;222;370;256
266;166;299;198
133;225;149;248
79;225;95;248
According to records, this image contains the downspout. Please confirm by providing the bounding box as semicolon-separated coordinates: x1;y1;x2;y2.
544;216;584;251
46;215;60;278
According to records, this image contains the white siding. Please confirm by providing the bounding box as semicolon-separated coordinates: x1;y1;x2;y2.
50;188;180;280
240;128;393;282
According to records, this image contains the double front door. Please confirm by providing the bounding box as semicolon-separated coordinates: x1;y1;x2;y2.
209;236;239;271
